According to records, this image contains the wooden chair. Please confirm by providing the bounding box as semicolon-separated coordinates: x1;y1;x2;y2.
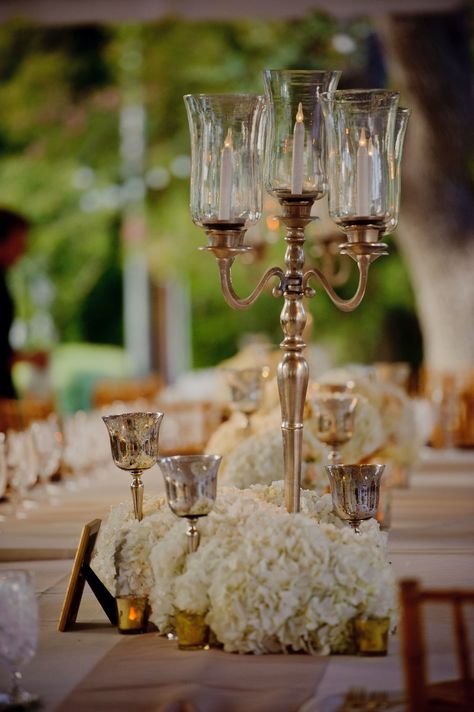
92;373;163;409
0;397;55;433
400;578;474;712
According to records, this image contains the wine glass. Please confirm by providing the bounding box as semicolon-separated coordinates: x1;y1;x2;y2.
5;431;39;519
159;454;221;553
0;570;39;709
102;411;164;521
222;367;268;428
325;463;385;533
311;392;358;463
29;416;63;502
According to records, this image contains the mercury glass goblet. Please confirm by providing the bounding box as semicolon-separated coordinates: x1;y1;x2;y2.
0;570;39;709
159;454;221;553
325;463;385;533
102;411;164;521
223;366;268;428
311;392;358;463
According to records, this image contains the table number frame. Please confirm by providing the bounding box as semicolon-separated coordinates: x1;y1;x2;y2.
58;518;117;631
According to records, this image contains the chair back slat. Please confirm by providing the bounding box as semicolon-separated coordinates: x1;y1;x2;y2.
400;578;474;712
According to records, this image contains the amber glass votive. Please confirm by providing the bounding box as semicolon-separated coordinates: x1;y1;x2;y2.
116;595;149;634
175;610;209;650
354;616;390;656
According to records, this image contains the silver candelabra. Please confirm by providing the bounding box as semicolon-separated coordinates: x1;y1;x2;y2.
184;78;409;513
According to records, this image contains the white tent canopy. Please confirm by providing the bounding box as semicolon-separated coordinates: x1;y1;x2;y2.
0;0;464;25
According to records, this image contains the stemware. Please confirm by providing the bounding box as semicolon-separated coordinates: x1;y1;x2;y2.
5;431;39;519
311;392;358;463
325;463;385;533
102;411;163;521
159;454;221;553
29;416;63;502
222;366;268;428
0;570;39;709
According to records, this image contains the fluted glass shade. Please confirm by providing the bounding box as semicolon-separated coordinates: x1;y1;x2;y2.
184;93;266;229
321;90;400;234
388;107;410;231
263;70;341;199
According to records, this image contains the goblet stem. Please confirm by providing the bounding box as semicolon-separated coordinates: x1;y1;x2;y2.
7;669;39;706
350;520;362;534
186;517;200;553
130;472;144;521
328;448;342;464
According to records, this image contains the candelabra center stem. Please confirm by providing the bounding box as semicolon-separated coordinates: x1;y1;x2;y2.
276;197;315;513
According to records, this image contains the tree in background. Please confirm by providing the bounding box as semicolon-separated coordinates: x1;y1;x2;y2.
380;5;474;373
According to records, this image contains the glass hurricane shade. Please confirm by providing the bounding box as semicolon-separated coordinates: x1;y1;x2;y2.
321;90;406;235
184;94;266;228
263;70;341;199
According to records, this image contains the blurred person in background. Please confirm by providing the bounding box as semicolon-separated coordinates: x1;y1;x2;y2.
0;208;48;399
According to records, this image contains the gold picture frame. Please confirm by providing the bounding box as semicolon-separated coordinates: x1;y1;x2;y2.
58;518;117;631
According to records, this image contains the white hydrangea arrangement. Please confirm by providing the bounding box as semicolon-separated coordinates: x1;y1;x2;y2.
92;481;397;655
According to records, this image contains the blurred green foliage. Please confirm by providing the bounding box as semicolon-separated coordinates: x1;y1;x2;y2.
0;14;420;374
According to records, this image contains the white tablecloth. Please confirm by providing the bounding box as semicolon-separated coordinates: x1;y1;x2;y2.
0;450;473;710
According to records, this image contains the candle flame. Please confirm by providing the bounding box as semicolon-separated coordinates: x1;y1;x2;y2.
129;606;138;622
296;102;304;123
224;127;233;148
368;137;373;157
359;127;367;147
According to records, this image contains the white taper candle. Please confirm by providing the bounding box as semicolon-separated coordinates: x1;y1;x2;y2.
356;127;370;216
291;102;305;195
218;128;233;220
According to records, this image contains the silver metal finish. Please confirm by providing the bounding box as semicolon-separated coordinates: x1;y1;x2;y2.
311;393;358;463
102;411;163;521
325;463;385;533
223;367;268;428
202;200;385;513
159;454;221;553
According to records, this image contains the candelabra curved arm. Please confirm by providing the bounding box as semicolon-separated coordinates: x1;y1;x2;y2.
217;259;285;311
302;255;371;312
321;252;352;288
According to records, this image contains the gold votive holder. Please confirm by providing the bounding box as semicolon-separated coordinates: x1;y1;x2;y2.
175;610;209;650
354;616;390;656
116;595;149;634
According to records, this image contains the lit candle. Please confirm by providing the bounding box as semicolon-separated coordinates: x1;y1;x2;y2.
218;127;233;220
356;127;370;216
291;102;305;195
368;135;380;206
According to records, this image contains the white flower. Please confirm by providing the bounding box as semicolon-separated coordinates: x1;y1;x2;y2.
93;482;397;655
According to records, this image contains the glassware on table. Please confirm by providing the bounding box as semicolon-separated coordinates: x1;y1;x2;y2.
184;93;266;231
325;463;385;533
29;416;63;502
0;570;39;709
263;69;341;200
222;366;268;428
311;392;358;464
159;454;221;553
116;595;149;635
5;431;39;519
102;411;164;521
